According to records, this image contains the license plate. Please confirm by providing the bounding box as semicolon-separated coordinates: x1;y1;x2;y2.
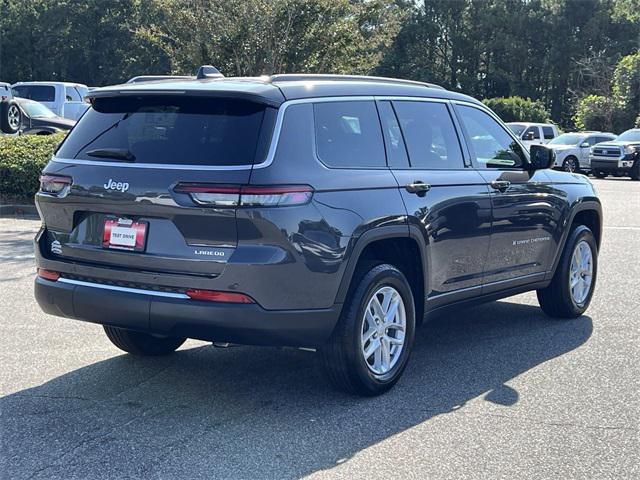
102;218;147;251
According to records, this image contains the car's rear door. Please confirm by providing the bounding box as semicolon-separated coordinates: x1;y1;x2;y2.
380;99;492;304
452;102;558;292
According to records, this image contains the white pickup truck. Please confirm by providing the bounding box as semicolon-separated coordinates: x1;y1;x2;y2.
506;122;560;150
11;81;89;121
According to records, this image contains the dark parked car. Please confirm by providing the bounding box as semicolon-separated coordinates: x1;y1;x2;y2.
33;68;602;395
590;128;640;180
0;97;75;135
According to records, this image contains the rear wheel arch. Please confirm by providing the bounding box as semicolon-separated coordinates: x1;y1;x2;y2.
335;226;427;324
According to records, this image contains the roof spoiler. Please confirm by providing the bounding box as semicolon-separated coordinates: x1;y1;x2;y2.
196;65;224;80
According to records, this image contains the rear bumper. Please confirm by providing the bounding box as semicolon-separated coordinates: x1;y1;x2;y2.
35;276;340;348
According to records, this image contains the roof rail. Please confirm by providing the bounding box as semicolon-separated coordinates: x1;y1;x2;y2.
269;74;444;90
196;65;224;80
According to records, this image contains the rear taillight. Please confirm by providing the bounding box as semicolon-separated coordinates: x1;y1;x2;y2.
185;289;255;304
40;175;72;195
37;269;60;281
174;184;313;207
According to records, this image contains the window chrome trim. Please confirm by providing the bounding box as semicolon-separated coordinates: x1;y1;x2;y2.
58;277;189;299
51;95;474;171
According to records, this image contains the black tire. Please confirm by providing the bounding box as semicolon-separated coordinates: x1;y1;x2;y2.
320;263;416;396
537;225;597;318
630;160;640;181
562;156;580;173
0;100;21;134
103;325;186;356
593;171;607;179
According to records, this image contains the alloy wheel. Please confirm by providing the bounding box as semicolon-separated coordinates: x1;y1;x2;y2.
8;105;20;130
569;240;593;306
360;286;406;375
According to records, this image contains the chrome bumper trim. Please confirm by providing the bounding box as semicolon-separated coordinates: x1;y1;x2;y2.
58;278;189;299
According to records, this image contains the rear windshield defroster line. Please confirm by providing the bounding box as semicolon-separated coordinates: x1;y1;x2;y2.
56;96;276;167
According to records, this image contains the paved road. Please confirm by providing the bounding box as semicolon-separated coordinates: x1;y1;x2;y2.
1;178;638;479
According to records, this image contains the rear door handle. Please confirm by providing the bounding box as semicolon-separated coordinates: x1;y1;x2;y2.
405;181;431;196
490;180;511;192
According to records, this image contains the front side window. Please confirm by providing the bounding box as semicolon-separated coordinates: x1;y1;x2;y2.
392;101;464;169
313;101;385;168
524;126;540;140
57;96;275;166
65;87;81;102
456;105;526;169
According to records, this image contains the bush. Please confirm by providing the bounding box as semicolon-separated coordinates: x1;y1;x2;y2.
0;133;65;201
481;96;550;123
636;113;640;128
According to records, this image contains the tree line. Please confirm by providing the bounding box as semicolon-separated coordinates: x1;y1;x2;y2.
1;0;638;130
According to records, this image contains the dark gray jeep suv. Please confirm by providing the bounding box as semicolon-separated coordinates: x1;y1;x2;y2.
34;69;602;395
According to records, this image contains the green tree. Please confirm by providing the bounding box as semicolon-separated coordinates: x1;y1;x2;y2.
612;52;640;127
573;95;615;131
137;0;405;77
482;97;550;123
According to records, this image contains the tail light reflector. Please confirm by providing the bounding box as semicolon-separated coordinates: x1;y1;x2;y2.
37;269;60;281
174;184;313;207
186;289;255;304
40;175;72;195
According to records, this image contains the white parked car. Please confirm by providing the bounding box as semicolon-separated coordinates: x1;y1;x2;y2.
506;122;560;150
11;81;89;120
546;132;616;173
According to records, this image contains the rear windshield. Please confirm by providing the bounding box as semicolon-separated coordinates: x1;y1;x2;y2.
12;85;55;102
57;96;276;166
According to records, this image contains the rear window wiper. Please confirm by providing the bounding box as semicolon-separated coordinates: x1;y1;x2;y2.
86;148;136;162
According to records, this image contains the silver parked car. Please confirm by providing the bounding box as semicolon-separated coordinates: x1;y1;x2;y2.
546;132;616;173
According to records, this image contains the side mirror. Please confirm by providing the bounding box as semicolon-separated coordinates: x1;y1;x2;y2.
580;142;589;148
525;131;536;141
529;144;555;171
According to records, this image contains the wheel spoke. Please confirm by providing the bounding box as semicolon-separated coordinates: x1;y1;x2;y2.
380;338;391;370
381;290;393;313
362;326;376;344
371;296;385;319
373;345;383;370
384;297;400;324
386;322;405;332
364;338;381;359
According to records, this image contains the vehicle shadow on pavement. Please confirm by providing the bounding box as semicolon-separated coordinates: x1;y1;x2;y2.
1;300;592;479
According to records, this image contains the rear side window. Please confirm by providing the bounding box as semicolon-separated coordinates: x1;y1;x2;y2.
12;85;55;102
542;126;555;139
313;101;385;168
392;101;464;169
57;96;275;166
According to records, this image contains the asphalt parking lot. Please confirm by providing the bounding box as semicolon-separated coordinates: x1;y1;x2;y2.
1;178;638;479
